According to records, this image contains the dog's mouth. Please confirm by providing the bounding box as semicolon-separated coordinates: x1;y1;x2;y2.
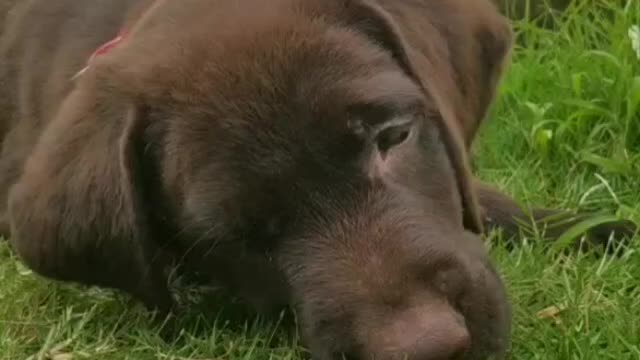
275;236;510;360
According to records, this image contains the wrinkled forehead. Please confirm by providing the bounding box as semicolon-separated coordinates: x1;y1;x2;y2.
103;0;427;119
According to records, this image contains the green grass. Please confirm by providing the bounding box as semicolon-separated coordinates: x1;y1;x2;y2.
2;1;640;359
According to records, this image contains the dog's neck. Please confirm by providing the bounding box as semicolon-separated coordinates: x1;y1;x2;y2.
71;0;157;80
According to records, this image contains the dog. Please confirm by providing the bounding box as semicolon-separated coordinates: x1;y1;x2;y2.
0;0;635;359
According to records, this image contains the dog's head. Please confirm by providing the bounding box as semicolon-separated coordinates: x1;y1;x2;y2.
11;0;513;359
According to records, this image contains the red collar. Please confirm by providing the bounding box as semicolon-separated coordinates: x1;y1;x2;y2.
71;29;129;80
71;1;158;80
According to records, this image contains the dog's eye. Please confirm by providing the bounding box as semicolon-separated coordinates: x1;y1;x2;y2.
375;122;413;153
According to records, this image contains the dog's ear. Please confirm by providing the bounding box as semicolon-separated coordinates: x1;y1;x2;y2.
438;0;514;147
362;0;514;148
323;0;512;234
7;70;173;312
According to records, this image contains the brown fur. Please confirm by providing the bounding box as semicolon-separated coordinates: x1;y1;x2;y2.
0;1;635;359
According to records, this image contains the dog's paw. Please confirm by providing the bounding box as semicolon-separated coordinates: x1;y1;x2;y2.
575;219;637;254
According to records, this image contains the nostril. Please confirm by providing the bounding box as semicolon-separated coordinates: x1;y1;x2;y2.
422;322;470;360
446;331;471;360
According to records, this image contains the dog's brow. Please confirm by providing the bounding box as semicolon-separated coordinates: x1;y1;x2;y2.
350;71;424;112
348;96;422;134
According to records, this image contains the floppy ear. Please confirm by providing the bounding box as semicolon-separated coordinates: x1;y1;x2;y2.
435;0;514;147
324;0;513;234
361;0;514;148
7;70;173;313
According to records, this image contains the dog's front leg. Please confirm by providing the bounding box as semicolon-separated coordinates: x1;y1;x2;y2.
474;179;637;251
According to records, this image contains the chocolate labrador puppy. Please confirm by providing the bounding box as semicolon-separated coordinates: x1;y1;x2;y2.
0;0;635;359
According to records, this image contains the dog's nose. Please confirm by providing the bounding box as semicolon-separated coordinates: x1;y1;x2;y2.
410;318;470;360
375;303;471;360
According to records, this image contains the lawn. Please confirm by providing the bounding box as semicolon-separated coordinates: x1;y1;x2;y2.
1;2;640;359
